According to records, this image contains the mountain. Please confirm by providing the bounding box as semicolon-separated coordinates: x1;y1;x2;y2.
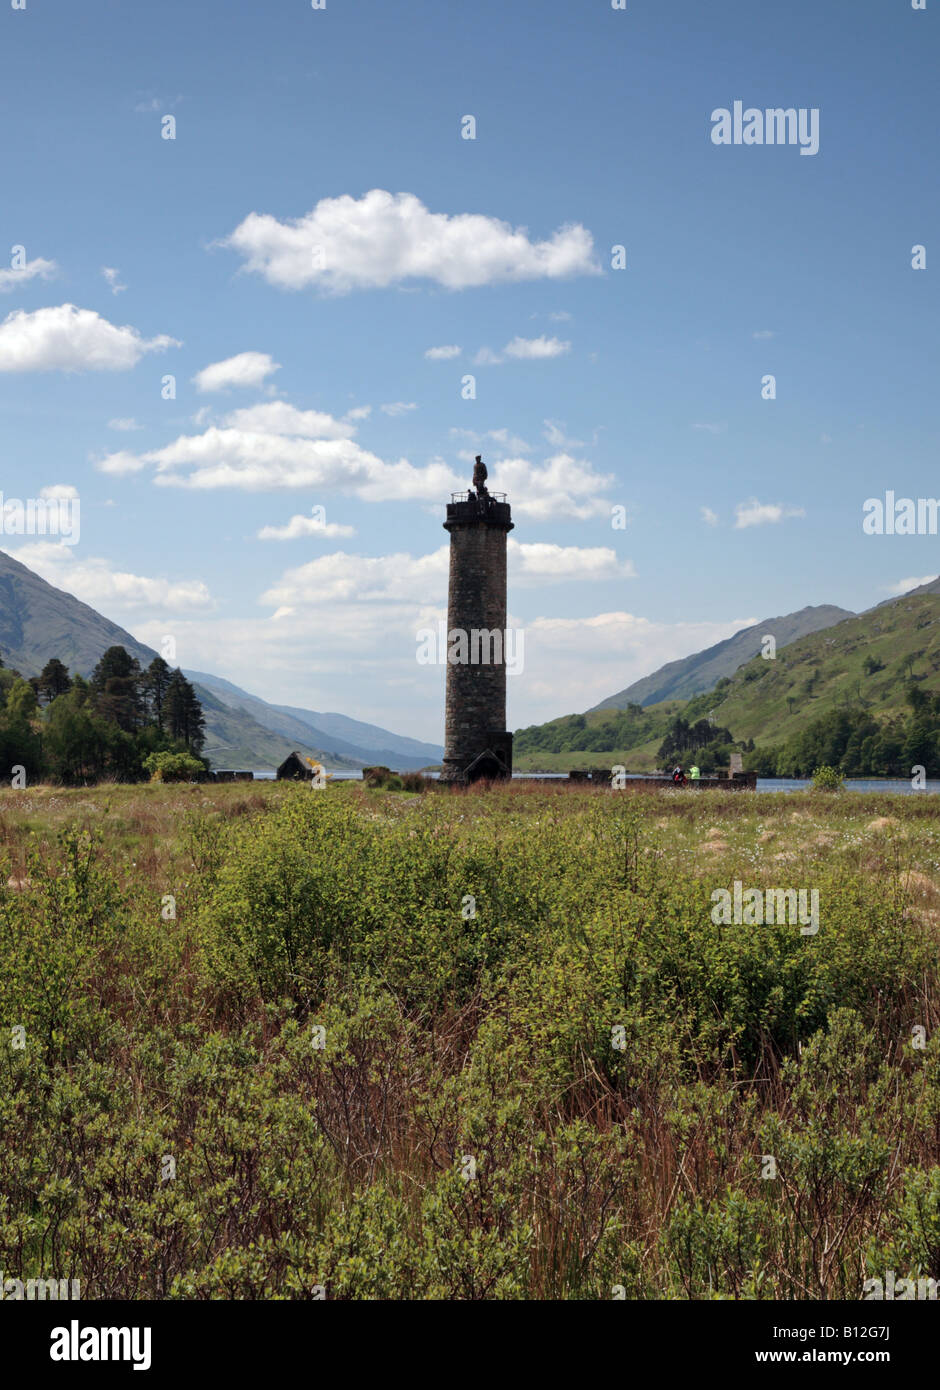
590;605;855;710
0;548;157;676
184;671;443;771
515;591;940;773
699;590;940;747
877;574;940;604
0;550;424;771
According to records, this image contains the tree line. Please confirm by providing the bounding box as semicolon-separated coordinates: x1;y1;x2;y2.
0;646;207;785
749;687;940;778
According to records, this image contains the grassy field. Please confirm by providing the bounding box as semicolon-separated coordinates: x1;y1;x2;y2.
0;779;938;1300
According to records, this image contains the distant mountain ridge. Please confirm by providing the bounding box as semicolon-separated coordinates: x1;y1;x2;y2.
0;549;439;771
590;605;856;710
184;670;443;771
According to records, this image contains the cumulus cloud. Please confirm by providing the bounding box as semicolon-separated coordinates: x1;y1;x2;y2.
101;267;127;295
108;417;144;432
504;335;570;360
0;304;178;372
220;401;354;438
474;335;571;366
380;402;417;417
193;351;281;393
257;509;356;541
94;391;612;520
38;484;78;500
734;499;805;529
885;575;938;596
543;419;585;449
701;506;719;526
425;344;461;360
484;452;614;522
260;540;629;609
221;189;601;294
3;542;213;612
509;540;634;581
96;413;460;499
0;257;58;293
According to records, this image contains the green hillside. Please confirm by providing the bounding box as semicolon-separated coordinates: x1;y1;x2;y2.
710;593;940;744
516;594;940;776
515;701;692;773
590;603;853;710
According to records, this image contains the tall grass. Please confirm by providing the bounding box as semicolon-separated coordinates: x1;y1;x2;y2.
0;781;937;1298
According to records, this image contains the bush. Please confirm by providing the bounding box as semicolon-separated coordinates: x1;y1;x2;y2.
143;750;207;782
812;764;844;791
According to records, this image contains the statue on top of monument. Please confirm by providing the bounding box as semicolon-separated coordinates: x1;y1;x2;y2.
472;454;488;498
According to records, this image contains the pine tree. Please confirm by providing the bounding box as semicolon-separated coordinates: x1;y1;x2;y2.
142;656;172;731
164;670;206;753
91;646;143;733
38;657;72;705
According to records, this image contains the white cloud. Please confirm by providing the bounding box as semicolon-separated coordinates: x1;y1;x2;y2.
3;542;213;612
38;483;78;500
108;417;144;432
101;267;127;295
701;506;719;526
345;405;372;421
474;335;571;367
543;419;584;449
257;509;356;541
509;540;634;582
504;335;570;360
127;603;757;743
94;393;611;521
517;613;759;723
97;417;460;499
0;257;58;293
96;450;148;476
425;344;462;360
380;401;417;417
734;499;805;529
752;329;776;339
484;452;614;522
193;351;281;393
548;310;572;322
885;575;938;596
0;304;178;373
260;540;630;608
221;401;353;439
222;189;601;294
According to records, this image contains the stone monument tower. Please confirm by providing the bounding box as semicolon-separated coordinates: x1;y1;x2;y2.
440;457;514;782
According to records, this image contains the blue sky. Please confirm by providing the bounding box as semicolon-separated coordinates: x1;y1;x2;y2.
0;0;936;737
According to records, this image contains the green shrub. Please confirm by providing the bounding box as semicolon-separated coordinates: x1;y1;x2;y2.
144;750;206;782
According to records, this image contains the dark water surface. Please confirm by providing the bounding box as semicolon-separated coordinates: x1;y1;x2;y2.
253;771;940;794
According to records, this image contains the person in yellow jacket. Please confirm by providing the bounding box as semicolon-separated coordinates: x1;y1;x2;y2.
689;764;701;780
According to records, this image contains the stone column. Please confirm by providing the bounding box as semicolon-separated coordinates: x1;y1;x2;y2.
440;489;514;782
